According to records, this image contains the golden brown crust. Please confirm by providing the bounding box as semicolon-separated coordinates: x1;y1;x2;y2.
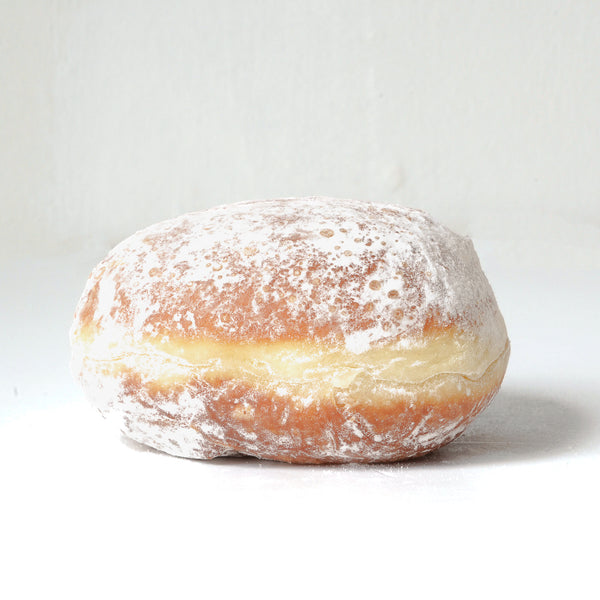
71;198;510;463
74;340;509;464
71;198;507;353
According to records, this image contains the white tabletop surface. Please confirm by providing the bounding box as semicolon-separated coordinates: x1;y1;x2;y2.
1;242;598;599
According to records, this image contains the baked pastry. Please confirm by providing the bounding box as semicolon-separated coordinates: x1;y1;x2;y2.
70;197;510;463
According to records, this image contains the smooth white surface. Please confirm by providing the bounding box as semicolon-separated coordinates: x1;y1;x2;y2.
2;1;600;262
1;246;598;599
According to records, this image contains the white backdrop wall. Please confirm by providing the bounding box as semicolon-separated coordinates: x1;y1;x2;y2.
2;0;599;266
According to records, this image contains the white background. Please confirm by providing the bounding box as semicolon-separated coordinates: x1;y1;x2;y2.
1;2;599;599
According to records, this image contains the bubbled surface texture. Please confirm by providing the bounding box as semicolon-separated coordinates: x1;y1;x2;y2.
71;198;509;463
72;197;505;353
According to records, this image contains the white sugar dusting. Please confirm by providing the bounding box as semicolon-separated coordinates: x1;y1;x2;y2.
70;197;510;464
70;197;507;356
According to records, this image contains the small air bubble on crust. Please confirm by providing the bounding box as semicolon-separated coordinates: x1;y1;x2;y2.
79;197;505;365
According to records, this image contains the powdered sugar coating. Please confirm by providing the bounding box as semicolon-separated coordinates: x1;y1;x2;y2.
72;197;506;355
71;342;510;464
70;197;510;463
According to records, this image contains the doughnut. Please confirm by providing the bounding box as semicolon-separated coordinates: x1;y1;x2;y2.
70;197;510;464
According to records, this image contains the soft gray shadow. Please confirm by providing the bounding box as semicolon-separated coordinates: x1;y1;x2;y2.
406;385;600;468
119;385;599;470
